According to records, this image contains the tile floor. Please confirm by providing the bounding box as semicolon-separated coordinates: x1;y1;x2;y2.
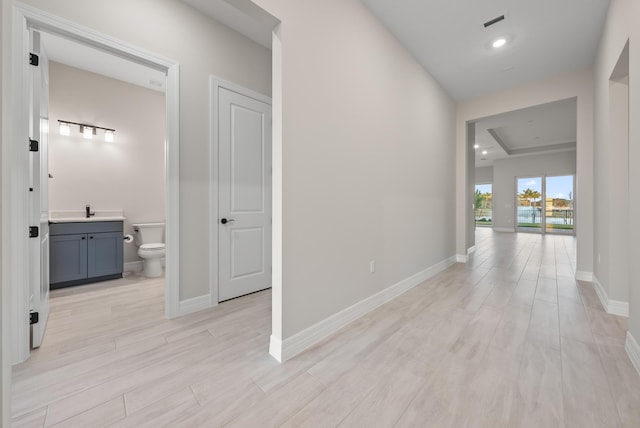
11;229;640;427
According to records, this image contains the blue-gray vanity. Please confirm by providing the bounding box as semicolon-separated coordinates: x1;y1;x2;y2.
49;220;124;289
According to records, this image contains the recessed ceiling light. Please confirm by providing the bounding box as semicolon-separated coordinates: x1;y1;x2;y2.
492;38;506;48
474;144;480;149
482;150;488;155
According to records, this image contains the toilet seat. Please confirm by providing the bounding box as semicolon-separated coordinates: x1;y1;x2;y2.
140;243;165;251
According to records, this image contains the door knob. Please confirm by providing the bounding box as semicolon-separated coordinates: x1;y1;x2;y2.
220;218;235;225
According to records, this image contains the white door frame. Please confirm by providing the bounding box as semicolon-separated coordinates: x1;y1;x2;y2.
11;3;181;363
209;76;272;305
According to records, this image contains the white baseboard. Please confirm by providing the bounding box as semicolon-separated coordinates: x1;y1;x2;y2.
269;335;283;362
271;255;457;362
592;275;629;317
177;295;212;317
494;227;515;233
625;332;640;377
456;254;469;263
124;258;166;273
124;261;143;272
575;270;593;282
467;246;476;254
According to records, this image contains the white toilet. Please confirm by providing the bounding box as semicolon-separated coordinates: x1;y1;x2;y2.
132;222;165;278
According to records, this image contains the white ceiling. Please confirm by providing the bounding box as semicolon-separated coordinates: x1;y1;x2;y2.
361;0;610;101
474;98;577;168
41;32;166;93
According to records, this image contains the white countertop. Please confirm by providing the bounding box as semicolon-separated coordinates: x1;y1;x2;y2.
49;210;126;223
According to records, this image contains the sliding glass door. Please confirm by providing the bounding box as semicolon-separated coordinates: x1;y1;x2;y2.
516;175;574;235
517;177;543;232
545;175;574;234
475;183;492;227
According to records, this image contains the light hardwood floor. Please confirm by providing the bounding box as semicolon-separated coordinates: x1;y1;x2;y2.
12;228;640;427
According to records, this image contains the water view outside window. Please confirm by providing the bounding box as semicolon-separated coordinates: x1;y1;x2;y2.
475;183;492;226
545;175;574;234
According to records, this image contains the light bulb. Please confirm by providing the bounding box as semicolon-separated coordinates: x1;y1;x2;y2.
492;38;506;48
82;126;94;140
104;130;115;143
59;122;71;136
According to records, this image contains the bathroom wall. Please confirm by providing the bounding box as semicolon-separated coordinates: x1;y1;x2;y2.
48;61;165;265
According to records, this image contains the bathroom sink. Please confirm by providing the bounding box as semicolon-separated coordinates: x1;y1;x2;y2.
49;210;126;223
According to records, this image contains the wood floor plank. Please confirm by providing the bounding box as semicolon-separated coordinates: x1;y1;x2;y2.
48;396;125;428
224;372;325;428
112;388;199;428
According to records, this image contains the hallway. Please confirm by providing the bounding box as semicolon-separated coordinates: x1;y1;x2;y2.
12;229;640;427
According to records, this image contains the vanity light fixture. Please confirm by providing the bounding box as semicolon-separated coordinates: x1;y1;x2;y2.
58;120;115;142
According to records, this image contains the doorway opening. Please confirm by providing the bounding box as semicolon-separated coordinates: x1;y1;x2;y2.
12;6;180;364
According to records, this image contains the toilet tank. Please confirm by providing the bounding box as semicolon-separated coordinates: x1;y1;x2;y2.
132;222;165;244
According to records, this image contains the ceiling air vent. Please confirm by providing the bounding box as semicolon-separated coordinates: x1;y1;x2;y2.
483;14;505;28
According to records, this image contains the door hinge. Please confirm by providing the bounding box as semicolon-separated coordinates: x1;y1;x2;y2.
29;53;39;66
29;226;39;238
30;311;39;325
29;139;39;152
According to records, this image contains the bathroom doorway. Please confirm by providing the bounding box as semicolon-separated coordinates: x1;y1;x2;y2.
12;7;180;363
43;33;168;328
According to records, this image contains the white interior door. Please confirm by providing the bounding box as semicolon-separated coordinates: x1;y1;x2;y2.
218;87;272;302
29;29;50;348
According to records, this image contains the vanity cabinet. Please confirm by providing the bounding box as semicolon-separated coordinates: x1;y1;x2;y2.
50;221;123;289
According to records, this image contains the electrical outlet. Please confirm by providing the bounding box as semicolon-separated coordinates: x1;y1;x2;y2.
598;253;601;264
370;260;376;274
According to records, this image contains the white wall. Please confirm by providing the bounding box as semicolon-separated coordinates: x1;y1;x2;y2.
456;69;594;277
0;0;10;423
491;152;577;231
251;0;456;341
593;0;640;345
13;0;271;302
475;166;493;184
48;62;165;265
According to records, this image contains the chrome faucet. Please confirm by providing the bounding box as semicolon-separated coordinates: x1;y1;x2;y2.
85;205;95;218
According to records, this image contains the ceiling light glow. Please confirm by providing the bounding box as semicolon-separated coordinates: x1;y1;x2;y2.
492;38;507;48
482;150;488;155
474;144;480;149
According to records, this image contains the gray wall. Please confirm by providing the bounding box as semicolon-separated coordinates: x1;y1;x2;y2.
253;0;456;339
475;166;494;184
466;123;475;251
593;0;639;342
492;151;577;231
49;62;166;265
0;0;8;423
